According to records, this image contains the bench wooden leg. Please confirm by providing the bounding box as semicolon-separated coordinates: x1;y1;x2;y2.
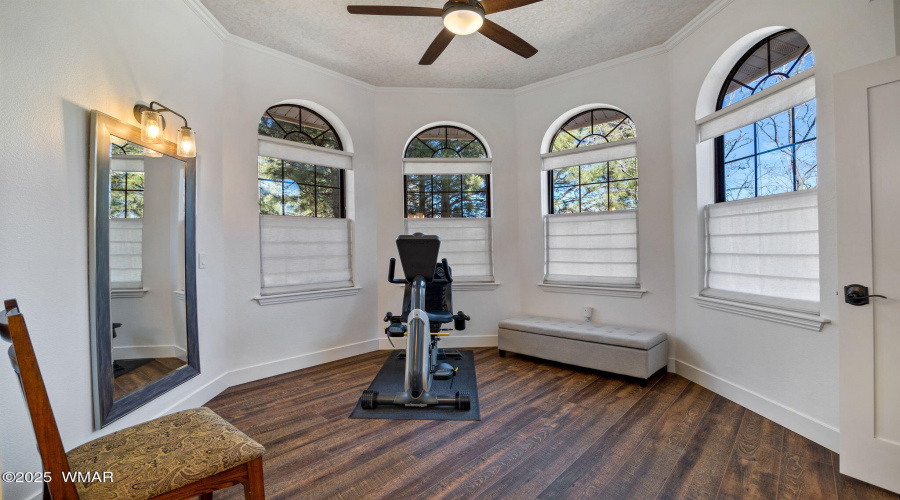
243;457;265;499
200;493;213;500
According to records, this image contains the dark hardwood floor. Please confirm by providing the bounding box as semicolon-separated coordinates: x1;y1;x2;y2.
205;348;899;499
113;357;186;400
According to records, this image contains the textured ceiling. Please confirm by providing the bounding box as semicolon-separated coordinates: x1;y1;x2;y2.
200;0;716;89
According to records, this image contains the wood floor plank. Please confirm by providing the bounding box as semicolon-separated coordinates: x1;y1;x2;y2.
597;382;716;500
776;429;838;500
717;410;784;500
202;348;898;500
475;378;661;500
536;374;691;500
655;395;746;500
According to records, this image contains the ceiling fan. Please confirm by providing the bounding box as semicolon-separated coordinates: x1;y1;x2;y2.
347;0;542;65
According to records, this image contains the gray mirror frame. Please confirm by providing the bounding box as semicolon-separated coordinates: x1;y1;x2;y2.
89;110;199;428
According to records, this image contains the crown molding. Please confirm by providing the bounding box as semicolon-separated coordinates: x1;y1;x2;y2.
513;0;736;95
663;0;736;50
182;0;735;94
182;0;228;40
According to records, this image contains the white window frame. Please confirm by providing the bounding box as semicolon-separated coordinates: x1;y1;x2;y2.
693;56;828;330
540;136;645;298
255;137;358;305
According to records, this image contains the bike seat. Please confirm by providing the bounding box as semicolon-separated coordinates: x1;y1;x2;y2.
397;310;454;324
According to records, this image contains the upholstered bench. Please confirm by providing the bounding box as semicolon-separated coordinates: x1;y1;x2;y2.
498;315;669;380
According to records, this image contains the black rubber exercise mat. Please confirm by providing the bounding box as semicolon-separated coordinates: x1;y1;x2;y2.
349;349;480;421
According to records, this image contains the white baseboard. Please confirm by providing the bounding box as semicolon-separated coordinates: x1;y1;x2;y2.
113;345;187;360
155;338;380;415
227;339;379;387
378;334;498;350
674;359;839;451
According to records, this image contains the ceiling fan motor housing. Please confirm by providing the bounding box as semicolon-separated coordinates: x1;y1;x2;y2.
442;0;484;15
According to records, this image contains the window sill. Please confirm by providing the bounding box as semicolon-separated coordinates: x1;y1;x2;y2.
539;283;646;298
254;286;361;305
111;288;148;298
693;295;830;332
393;282;500;291
450;281;500;291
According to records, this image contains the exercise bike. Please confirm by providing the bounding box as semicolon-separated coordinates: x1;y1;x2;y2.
360;233;472;410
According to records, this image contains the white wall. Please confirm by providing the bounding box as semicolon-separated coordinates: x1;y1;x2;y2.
0;1;228;499
513;52;677;336
666;0;896;449
374;90;522;347
219;40;381;383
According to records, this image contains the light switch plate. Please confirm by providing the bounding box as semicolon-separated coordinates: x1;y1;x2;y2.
198;252;207;269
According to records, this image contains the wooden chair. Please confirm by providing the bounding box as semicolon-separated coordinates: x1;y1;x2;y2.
1;299;266;500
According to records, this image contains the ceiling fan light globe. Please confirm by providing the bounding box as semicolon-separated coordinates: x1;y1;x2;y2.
443;7;484;35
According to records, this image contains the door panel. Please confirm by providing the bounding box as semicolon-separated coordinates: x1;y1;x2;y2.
869;81;900;446
835;56;900;494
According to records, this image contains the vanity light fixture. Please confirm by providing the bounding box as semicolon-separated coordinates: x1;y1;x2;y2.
133;101;197;158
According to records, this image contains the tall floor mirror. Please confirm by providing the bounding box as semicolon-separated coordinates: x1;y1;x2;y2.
89;111;199;428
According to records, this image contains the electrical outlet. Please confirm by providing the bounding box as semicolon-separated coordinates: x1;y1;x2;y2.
582;306;593;322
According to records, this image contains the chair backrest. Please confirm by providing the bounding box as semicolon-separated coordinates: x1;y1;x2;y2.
1;299;79;499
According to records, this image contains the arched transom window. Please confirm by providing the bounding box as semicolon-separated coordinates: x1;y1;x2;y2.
404;125;487;159
258;104;343;151
716;29;816;201
549;108;636;152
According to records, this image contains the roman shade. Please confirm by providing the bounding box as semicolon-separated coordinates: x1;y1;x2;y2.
257;136;353;170
544;210;639;286
109;218;143;289
697;70;816;142
259;215;353;295
405;217;493;281
703;189;819;312
541;138;637;172
402;158;491;176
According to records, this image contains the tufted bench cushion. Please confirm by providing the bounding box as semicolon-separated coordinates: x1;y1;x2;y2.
499;316;667;350
498;315;669;380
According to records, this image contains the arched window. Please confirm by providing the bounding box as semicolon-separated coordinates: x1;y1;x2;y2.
698;29;821;313
403;125;490;218
715;29;816;202
402;124;493;282
541;106;640;288
256;103;354;296
257;104;346;218
546;108;638;214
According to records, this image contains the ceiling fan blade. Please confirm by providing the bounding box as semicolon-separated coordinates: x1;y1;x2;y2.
347;6;443;16
478;19;537;58
420;28;456;65
479;0;542;15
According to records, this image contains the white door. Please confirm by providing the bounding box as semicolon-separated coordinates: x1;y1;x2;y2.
834;55;900;494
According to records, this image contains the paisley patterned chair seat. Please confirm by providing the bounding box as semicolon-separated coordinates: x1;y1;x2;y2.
65;407;265;500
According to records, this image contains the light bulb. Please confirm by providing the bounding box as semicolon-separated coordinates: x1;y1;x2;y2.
141;110;164;143
443;6;483;35
177;126;196;158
